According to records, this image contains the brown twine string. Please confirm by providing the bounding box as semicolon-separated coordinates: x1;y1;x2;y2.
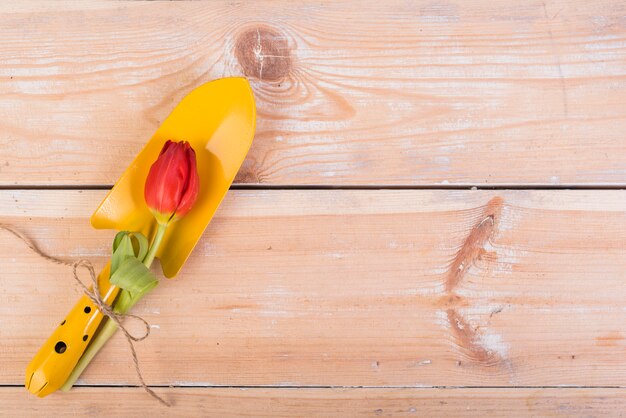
0;224;170;407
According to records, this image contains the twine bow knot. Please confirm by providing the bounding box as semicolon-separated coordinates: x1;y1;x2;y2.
1;224;170;406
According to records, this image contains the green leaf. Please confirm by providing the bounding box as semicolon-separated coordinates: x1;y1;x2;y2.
110;256;158;296
112;231;128;253
111;232;135;275
111;231;150;274
112;289;135;315
129;232;149;262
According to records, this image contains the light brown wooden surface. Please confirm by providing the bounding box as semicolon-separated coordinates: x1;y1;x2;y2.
3;387;626;418
2;190;626;388
2;1;625;416
0;1;625;186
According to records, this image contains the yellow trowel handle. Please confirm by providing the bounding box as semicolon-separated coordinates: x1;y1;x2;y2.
25;263;119;397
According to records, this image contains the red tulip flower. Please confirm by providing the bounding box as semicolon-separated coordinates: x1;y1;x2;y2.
144;140;200;225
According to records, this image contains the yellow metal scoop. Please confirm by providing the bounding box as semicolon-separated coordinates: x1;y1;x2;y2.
25;77;256;397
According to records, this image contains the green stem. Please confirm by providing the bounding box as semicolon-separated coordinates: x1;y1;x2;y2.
142;223;167;267
60;223;168;392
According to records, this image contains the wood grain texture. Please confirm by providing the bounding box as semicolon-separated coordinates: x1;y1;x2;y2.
0;1;625;186
1;190;626;386
2;387;626;418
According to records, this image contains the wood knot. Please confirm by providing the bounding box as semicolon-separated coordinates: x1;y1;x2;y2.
235;26;292;82
446;309;499;365
445;197;503;292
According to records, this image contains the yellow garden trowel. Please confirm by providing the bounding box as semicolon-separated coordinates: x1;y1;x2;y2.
25;77;256;397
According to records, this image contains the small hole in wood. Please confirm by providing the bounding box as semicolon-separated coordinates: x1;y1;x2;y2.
83;335;88;342
84;306;91;314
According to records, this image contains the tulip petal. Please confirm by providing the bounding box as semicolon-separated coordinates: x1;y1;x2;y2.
174;145;199;219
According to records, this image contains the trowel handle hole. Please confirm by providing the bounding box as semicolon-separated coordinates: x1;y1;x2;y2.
54;341;67;354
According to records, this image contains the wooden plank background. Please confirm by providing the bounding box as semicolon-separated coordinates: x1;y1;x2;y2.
2;191;626;394
1;0;625;416
3;388;626;417
0;0;624;186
